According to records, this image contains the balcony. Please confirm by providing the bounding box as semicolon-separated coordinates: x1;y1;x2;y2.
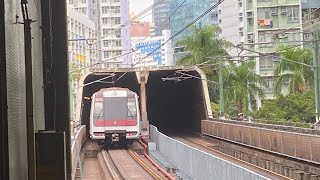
302;8;320;31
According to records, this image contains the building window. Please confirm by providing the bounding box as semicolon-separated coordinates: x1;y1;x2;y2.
258;32;272;43
103;29;109;37
115;17;120;25
116;30;121;38
257;8;271;19
264;77;274;92
259;56;273;70
101;6;109;14
103;40;109;47
114;7;120;14
287;7;299;23
115;40;121;47
102;18;108;24
82;0;86;3
287;33;301;45
104;51;111;58
210;12;218;20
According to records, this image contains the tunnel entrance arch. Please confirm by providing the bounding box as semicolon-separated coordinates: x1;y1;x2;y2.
75;66;212;133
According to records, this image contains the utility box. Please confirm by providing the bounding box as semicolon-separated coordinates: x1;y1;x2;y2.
36;131;67;180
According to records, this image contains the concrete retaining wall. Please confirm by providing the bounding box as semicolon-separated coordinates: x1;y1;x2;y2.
150;125;268;180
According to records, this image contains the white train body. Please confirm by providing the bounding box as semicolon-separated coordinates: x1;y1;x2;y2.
89;87;140;144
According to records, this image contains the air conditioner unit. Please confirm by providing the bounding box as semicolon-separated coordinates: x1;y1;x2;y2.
239;27;244;31
270;9;277;15
248;39;254;43
272;34;278;39
281;8;287;14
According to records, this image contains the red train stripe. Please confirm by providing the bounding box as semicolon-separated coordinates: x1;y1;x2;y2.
95;120;137;126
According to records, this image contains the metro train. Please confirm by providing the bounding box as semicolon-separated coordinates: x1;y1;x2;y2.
89;87;141;146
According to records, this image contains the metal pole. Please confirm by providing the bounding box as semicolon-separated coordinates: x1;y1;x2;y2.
21;5;36;180
312;31;320;123
219;62;224;117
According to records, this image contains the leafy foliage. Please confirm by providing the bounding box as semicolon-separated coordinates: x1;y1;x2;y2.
223;61;266;115
252;91;316;124
175;25;233;102
274;45;313;97
175;25;232;75
69;63;81;81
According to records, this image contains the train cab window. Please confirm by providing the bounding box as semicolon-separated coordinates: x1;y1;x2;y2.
94;101;104;120
127;98;137;119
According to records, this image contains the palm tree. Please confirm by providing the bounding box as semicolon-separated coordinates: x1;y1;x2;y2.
274;45;313;97
175;25;233;102
175;25;232;68
224;61;266;114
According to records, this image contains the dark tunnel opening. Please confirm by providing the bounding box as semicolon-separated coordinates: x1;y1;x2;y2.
80;69;209;134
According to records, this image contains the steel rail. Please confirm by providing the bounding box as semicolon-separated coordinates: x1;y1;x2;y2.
126;149;162;180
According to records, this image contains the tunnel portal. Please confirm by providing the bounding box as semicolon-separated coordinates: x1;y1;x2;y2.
78;67;212;133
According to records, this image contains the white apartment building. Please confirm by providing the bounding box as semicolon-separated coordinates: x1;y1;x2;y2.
67;7;98;70
67;0;131;67
218;0;244;56
131;30;173;67
100;0;131;67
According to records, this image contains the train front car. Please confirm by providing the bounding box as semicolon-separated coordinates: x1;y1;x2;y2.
90;87;140;146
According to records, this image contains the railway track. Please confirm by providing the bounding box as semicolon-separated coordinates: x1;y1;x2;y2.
98;148;163;180
170;134;291;180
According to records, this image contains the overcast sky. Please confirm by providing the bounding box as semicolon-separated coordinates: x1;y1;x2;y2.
129;0;153;23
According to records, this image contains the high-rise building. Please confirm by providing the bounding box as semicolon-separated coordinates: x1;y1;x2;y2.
301;0;320;46
131;30;174;66
153;0;172;36
68;0;131;67
241;0;308;108
67;0;98;21
99;0;131;67
216;0;320;109
170;0;211;44
67;7;98;69
208;0;219;25
218;0;243;56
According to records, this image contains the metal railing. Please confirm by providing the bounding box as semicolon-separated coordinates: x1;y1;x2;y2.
71;125;86;180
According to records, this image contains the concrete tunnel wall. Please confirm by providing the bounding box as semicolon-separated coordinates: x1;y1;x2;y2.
75;67;212;133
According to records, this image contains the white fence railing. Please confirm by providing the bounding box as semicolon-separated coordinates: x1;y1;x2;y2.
71;125;86;180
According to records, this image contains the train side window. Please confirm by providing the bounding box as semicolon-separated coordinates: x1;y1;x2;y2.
127;98;137;119
94;101;104;119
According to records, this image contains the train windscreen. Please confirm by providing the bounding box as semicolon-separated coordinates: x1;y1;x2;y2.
93;97;137;122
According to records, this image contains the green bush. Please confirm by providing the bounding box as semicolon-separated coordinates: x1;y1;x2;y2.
252;91;315;124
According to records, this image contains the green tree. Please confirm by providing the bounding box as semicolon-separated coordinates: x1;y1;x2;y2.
274;45;313;97
224;61;266;114
252;91;315;124
69;63;81;82
175;25;232;102
175;25;232;73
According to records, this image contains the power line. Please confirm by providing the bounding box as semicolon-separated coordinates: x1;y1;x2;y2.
69;0;186;73
235;44;314;68
131;0;225;67
100;0;167;37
